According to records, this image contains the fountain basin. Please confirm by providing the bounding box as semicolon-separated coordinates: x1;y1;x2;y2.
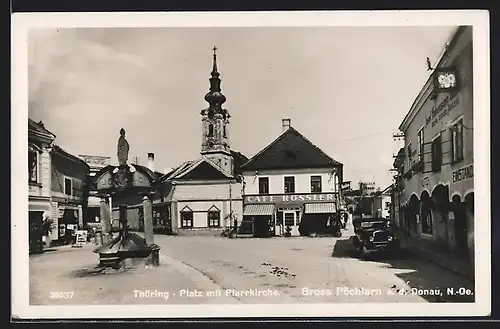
94;231;156;267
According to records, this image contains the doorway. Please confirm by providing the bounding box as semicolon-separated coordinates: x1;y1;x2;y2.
454;203;468;259
283;211;299;236
29;211;43;254
254;215;272;237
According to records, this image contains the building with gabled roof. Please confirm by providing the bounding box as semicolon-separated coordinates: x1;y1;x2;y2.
239;119;344;237
28;119;91;250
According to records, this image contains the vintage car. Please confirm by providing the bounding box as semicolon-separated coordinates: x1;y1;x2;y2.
352;215;400;256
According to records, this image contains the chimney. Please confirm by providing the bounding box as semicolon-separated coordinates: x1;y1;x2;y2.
147;153;155;172
282;118;291;132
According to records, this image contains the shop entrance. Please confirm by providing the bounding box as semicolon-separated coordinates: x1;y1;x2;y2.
453;200;468;259
29;211;43;254
283;210;299;236
253;215;272;237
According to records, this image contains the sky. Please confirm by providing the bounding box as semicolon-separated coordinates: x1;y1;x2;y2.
28;26;456;189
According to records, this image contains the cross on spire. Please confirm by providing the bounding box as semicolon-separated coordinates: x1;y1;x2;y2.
211;45;219;76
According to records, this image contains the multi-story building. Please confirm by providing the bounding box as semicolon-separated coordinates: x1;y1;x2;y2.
240;119;344;237
50;145;90;244
28;119;56;252
28;119;91;248
397;26;474;270
390;148;405;229
78;154;111;228
372;185;392;219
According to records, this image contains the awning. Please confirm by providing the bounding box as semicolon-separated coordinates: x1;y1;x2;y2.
305;203;336;214
29;201;51;212
243;204;275;216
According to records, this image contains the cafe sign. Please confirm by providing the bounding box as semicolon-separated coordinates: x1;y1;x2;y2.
452;163;473;184
245;193;336;204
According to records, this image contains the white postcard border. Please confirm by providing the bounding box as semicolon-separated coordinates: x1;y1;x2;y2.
11;10;491;319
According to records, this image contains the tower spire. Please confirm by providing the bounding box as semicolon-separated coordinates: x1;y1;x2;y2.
212;46;219;77
204;46;227;112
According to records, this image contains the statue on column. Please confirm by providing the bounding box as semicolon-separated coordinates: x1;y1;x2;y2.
117;128;129;166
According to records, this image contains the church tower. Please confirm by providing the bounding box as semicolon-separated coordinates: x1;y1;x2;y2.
200;46;234;175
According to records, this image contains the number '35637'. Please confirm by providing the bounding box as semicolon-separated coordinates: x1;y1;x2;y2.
49;292;74;299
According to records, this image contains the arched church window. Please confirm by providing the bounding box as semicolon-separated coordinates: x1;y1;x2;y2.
208;124;214;137
223;125;227;138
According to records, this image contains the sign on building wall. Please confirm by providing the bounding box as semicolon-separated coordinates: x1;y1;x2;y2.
425;92;460;129
340;181;351;191
245;193;336;204
79;155;111;168
452;163;473;184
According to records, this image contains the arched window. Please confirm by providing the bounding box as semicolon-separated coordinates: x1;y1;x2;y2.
207;205;221;228
223;125;227;138
208;124;214;137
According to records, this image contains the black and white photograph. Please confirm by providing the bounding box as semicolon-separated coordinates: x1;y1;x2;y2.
12;11;490;319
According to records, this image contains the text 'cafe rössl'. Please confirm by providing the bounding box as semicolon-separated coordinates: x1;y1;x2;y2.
245;193;335;204
242;193;339;237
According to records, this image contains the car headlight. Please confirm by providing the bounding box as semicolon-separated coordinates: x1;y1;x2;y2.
369;237;374;242
388;236;393;241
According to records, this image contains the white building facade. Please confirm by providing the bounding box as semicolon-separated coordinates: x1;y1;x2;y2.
397;26;474;270
240;119;344;237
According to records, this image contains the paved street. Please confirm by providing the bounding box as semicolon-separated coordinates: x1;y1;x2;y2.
30;229;474;305
153;233;475;304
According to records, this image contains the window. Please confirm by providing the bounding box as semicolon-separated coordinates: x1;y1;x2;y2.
284;212;295;227
223;125;227;138
421;207;433;235
417;128;424;162
64;177;73;196
431;134;442;172
181;210;193;228
385;202;391;209
284;176;295;194
310;175;322;193
258;177;269;194
207;210;220;228
208;124;214;137
28;149;38;183
451;119;464;163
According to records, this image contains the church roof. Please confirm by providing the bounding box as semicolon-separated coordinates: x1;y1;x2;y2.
157;149;249;183
241;127;342;171
231;150;249;175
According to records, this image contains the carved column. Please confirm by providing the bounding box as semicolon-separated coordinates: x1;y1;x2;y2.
142;194;154;246
100;195;111;243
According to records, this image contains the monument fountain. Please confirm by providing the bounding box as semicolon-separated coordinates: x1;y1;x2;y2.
92;129;160;268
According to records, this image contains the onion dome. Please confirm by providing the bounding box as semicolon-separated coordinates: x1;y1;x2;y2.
204;46;227;109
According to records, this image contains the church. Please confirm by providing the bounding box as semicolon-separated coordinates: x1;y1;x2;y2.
110;47;248;235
